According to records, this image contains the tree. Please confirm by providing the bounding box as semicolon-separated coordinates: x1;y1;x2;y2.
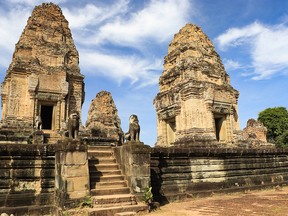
276;131;288;147
258;107;288;146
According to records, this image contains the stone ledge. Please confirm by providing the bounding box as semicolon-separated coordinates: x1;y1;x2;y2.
151;146;288;157
0;144;55;156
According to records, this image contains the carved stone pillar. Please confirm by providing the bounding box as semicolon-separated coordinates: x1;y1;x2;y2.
60;97;66;130
55;100;61;130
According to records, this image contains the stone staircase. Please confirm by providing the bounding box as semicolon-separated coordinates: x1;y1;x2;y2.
83;146;148;215
43;130;62;144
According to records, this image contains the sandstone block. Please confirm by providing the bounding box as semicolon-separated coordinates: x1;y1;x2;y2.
65;152;87;165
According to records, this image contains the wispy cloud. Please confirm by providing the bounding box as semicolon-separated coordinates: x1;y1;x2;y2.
216;21;288;80
65;0;191;48
62;0;129;29
223;59;242;71
92;0;191;47
80;50;162;87
63;0;192;86
0;6;31;67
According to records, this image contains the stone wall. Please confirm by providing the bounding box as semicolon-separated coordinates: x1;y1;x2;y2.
114;142;151;200
0;144;55;215
55;140;90;209
151;147;288;203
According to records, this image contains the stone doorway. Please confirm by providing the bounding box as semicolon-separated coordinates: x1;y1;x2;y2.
41;105;54;130
214;115;227;142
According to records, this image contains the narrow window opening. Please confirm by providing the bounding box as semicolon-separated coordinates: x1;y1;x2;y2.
214;117;223;142
214;114;227;142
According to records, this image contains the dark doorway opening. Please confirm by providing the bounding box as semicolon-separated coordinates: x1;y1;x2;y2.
214;117;223;142
41;105;53;129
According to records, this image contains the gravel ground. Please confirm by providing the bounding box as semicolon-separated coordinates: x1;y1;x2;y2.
141;186;288;216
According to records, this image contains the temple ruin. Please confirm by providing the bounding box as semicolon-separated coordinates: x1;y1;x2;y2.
0;3;84;138
1;3;287;216
85;91;123;143
154;24;240;147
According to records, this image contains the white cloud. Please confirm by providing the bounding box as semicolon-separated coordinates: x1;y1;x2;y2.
63;0;192;86
0;6;30;67
62;0;129;29
223;59;242;71
73;0;191;47
216;22;265;50
79;50;162;87
216;22;288;80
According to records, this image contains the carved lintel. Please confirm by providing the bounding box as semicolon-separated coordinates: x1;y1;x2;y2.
212;102;231;114
38;92;60;101
159;106;180;120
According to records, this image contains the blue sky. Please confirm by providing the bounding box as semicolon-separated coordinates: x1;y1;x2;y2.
1;0;288;146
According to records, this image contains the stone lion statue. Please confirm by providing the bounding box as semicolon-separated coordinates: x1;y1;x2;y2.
125;114;140;142
35;115;42;130
67;112;80;139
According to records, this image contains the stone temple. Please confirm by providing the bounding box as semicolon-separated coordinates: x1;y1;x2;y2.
154;24;240;147
1;3;84;136
1;4;287;216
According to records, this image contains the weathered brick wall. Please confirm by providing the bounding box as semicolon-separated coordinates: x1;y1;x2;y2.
0;144;55;215
151;147;288;203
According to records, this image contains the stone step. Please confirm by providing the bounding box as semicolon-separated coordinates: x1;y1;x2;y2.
115;212;137;216
43;132;62;144
91;187;130;196
91;180;127;189
0;205;55;216
90;175;125;185
88;146;113;151
88;151;114;159
90;170;122;177
92;194;137;207
87;203;148;216
89;158;116;165
90;164;120;171
66;203;148;216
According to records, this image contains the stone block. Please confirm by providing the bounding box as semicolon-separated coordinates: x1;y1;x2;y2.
12;168;41;178
66;180;74;192
67;176;89;192
68;190;89;199
130;177;150;193
65;152;87;165
63;165;88;177
130;164;150;176
130;154;150;165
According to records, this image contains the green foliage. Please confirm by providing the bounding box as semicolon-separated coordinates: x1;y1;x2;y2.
258;107;288;146
80;196;93;208
276;131;288;147
62;211;69;216
142;187;153;204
